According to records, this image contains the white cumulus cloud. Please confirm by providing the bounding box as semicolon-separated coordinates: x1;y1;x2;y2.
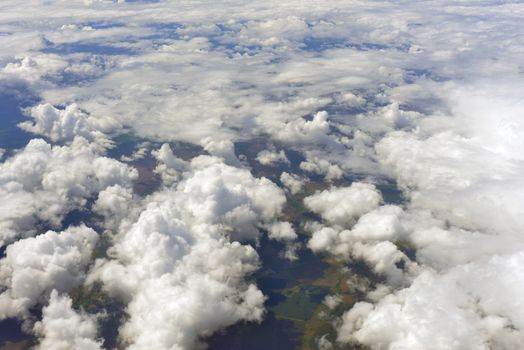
0;226;98;319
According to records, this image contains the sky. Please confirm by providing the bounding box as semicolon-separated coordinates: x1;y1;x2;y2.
0;0;523;349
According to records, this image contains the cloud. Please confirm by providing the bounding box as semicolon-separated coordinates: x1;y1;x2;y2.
379;101;421;130
0;225;98;319
201;137;240;166
93;184;136;231
333;86;524;348
120;142;150;162
34;290;103;350
280;171;305;195
88;156;285;349
331;83;524;347
376;118;524;239
304;182;382;227
273;111;331;146
307;205;416;285
323;294;342;310
1;55;68;84
0;137;137;246
265;221;299;261
151;143;188;186
317;334;333;350
265;221;297;241
0;0;523;347
256;148;289;166
19;103;110;146
299;157;344;181
339;252;524;350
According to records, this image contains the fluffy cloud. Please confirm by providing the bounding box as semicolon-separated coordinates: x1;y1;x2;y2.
376;128;524;237
120;142;150;162
151;143;187;186
323;294;342;310
332;88;524;348
201;137;240;166
304;182;382;227
299;157;344;181
307;205;415;284
265;221;297;241
1;55;68;84
273;111;331;146
379;101;421;130
0;226;98;319
339;252;524;350
89;156;285;349
280;171;305;195
0;137;137;246
34;290;103;350
265;220;299;261
307;90;524;346
93;184;135;231
256;148;289;166
19;103;110;146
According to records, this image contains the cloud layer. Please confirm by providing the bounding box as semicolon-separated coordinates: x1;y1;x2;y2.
0;0;523;349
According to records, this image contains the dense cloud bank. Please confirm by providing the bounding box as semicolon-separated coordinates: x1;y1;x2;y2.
0;0;522;349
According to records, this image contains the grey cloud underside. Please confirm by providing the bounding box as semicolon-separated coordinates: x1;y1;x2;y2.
0;0;523;349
